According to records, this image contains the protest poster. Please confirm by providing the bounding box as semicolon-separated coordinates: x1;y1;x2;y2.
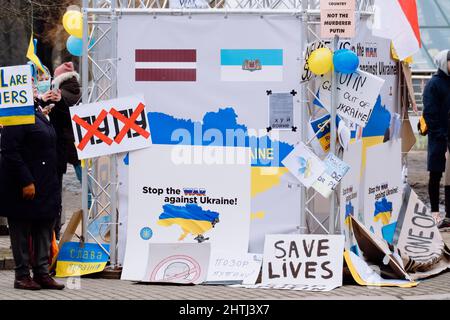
282;142;326;188
70;94;151;159
312;153;350;198
55;242;110;278
143;243;210;284
318;70;385;127
121;145;251;281
0;65;34;126
268;92;294;130
394;185;450;280
320;0;356;38
339;140;363;249
207;252;262;284
363;140;402;243
262;234;344;287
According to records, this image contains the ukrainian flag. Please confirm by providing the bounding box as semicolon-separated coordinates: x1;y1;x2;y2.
0;105;35;126
26;35;48;76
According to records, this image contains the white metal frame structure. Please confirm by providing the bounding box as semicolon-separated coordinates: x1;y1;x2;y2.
81;0;375;268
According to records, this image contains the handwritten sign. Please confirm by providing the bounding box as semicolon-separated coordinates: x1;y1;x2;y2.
320;0;356;38
262;234;344;286
319;70;385;127
0;65;34;126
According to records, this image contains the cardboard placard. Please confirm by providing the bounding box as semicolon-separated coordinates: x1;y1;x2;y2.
262;234;344;286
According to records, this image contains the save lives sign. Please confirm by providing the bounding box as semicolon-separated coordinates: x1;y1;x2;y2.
70;95;151;159
262;234;344;286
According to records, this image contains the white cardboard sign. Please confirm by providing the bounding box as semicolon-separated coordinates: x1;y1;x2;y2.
144;243;210;284
262;234;344;286
319;70;385;127
70;94;152;159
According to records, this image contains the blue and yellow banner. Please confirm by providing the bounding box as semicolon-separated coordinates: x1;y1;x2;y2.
55;242;110;278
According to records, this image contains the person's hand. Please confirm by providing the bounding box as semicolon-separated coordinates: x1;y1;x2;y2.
41;90;53;102
22;183;35;200
50;89;62;102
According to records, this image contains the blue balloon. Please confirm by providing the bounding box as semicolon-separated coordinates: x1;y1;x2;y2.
333;49;359;74
66;35;83;57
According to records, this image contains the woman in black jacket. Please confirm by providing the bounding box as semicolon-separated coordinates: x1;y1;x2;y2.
0;105;65;290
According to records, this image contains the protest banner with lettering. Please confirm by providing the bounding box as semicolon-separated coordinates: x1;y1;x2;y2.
394;185;450;280
0;65;34;126
121;145;251;281
268;92;294;130
318;70;385;127
262;234;344;286
363;140;402;243
143;243;210;284
320;0;356;38
55;242;110;277
70;94;151;159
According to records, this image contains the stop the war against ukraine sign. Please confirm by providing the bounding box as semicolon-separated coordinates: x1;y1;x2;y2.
0;65;34;126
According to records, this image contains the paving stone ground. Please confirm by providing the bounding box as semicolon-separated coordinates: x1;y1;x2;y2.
0;269;449;300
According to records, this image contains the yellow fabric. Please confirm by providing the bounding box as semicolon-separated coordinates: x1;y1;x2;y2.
55;261;107;278
0;115;35;126
26;35;48;76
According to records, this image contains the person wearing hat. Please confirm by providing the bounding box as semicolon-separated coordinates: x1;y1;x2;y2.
44;61;82;239
0;80;65;290
423;50;450;229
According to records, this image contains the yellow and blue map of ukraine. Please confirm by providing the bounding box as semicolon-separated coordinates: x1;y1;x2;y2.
373;196;393;226
157;204;220;242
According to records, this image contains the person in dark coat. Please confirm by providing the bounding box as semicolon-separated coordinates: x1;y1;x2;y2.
423;49;450;229
42;62;82;239
0;102;65;290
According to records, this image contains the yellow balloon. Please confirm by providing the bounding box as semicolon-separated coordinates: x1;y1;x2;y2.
308;47;333;76
63;11;83;39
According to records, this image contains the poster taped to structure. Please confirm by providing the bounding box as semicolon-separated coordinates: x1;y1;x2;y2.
118;14;302;254
121;145;251;281
262;234;344;287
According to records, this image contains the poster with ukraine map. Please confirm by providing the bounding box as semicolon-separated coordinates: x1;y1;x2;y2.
121;145;251;281
118;14;303;255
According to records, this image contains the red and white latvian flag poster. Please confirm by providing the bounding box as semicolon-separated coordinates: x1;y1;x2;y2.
372;0;421;61
135;49;197;82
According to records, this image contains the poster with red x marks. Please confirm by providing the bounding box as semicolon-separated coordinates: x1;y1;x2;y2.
70;95;152;159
